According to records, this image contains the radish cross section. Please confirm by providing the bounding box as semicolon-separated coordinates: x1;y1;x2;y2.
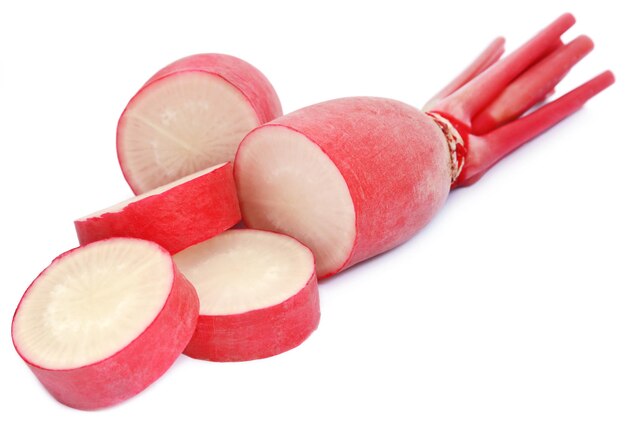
174;230;320;362
117;54;282;194
235;126;356;277
12;238;199;410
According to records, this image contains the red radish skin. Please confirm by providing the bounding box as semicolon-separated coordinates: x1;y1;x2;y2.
174;230;320;362
11;238;199;410
74;162;240;254
117;53;282;194
234;14;613;278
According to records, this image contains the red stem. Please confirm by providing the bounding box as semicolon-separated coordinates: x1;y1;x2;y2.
472;35;595;134
425;13;614;188
423;37;505;111
456;71;615;187
431;13;576;126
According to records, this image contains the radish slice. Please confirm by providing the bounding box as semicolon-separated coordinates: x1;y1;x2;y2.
235;126;356;277
74;162;240;254
11;238;199;410
174;229;320;362
117;54;282;194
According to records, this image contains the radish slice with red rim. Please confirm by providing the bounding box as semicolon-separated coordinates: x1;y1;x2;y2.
11;238;199;410
174;229;320;362
117;54;282;194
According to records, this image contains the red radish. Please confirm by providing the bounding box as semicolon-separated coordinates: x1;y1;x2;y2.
117;53;282;194
234;14;614;278
173;229;319;362
75;162;240;254
11;238;199;410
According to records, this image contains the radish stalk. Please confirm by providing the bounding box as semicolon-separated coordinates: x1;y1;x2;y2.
471;35;594;134
11;238;199;410
422;37;505;112
426;13;578;126
456;71;615;186
427;14;614;187
235;13;614;278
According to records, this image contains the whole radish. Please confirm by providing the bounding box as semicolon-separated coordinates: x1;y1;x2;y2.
118;53;282;194
234;14;614;278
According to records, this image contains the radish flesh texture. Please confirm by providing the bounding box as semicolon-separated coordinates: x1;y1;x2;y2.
235;99;451;278
11;238;199;410
235;14;613;278
117;53;282;194
174;229;320;362
75;162;240;254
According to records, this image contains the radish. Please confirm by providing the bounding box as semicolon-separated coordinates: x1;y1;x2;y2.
173;229;319;362
117;53;282;194
234;14;614;278
75;162;240;254
11;238;199;410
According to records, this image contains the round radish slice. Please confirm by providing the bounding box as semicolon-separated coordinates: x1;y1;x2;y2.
174;229;319;362
117;53;282;194
11;238;199;410
74;162;240;254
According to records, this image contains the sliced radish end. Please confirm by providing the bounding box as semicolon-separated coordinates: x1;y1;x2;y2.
174;230;319;362
12;238;199;409
117;71;259;194
472;35;594;134
74;162;241;254
423;37;505;111
432;13;576;125
235;125;356;278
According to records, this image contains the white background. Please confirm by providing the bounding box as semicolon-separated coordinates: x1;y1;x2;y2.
1;0;624;422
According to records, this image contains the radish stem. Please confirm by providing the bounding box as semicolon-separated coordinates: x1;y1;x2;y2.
431;13;576;126
472;35;595;134
457;71;615;186
425;13;614;187
423;37;505;111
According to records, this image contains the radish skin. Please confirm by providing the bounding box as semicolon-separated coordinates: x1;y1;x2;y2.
174;230;320;361
117;53;282;194
11;238;199;410
74;162;240;254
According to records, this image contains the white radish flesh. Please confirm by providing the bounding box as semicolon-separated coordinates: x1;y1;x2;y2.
234;127;356;278
118;73;258;193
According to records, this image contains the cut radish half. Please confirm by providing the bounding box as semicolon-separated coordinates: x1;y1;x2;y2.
117;53;282;194
174;229;319;362
235;126;357;278
75;162;240;254
234;99;451;279
11;238;199;410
